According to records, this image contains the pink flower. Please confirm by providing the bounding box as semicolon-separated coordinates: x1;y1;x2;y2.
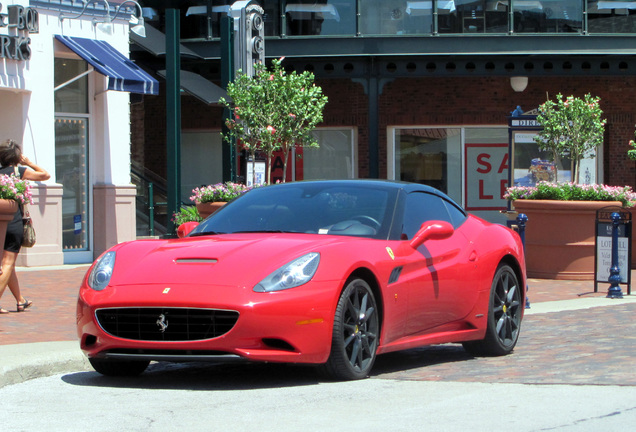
289;113;296;119
267;125;276;134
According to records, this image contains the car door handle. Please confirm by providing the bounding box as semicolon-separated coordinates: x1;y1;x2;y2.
469;251;478;262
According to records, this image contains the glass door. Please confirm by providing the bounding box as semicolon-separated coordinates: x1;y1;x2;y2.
55;117;89;253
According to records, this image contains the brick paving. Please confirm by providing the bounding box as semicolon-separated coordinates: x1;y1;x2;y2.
0;265;634;385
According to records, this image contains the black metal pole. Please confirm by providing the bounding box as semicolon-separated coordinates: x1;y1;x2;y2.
607;212;624;299
165;7;181;237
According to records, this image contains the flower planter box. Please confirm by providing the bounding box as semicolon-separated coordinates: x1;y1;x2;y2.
196;202;226;219
513;200;623;280
0;199;18;250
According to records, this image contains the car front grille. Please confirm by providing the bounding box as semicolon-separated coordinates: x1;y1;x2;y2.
95;308;239;341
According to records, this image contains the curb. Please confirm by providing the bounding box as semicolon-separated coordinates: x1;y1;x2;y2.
0;341;92;389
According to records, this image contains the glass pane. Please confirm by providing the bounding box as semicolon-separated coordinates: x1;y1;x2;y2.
512;131;573;186
439;0;509;34
513;0;582;33
285;0;356;36
181;0;233;39
301;129;354;179
55;118;89;251
395;128;461;203
360;0;417;35
464;128;509;211
588;0;636;33
54;58;88;113
181;132;223;200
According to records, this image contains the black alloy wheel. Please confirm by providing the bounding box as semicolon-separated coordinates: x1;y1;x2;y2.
463;263;522;356
321;278;379;380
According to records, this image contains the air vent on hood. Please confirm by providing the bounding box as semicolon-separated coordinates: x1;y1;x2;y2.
175;258;218;264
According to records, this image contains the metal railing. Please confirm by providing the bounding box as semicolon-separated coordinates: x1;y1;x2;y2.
132;165;169;237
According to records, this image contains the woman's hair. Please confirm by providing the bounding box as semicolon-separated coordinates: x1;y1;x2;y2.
0;139;22;167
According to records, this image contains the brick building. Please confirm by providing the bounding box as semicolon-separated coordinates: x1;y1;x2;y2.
132;1;636;229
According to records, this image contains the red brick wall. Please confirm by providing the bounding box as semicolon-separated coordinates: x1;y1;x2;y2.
133;75;636;188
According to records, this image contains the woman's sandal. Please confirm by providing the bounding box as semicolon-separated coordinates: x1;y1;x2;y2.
17;299;32;312
0;307;9;314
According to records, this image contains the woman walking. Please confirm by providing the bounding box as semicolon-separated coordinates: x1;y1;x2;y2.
0;139;50;313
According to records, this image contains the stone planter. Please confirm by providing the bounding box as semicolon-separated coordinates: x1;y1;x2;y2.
513;200;623;280
0;199;18;251
196;201;226;219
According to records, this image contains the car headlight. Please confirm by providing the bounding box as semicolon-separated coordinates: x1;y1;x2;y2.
254;252;320;292
87;251;116;291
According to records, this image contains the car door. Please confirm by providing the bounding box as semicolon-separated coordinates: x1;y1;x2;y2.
400;191;478;335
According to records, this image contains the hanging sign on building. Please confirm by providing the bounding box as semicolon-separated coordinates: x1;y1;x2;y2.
0;4;39;61
464;143;508;211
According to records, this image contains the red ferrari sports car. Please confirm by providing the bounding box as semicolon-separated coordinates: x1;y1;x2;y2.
77;180;526;380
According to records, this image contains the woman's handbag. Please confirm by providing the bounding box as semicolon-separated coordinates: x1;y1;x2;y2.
13;166;36;248
22;208;36;248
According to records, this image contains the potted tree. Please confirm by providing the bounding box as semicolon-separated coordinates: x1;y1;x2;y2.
506;94;631;280
220;57;328;185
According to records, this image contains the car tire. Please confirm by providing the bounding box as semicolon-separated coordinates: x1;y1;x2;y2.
320;278;379;380
89;358;150;376
463;263;523;357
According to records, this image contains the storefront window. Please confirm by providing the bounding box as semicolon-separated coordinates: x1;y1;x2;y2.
392;127;513;224
587;0;636;33
181;131;223;200
513;0;582;33
301;129;355;179
55;118;89;251
54;58;88;114
394;128;462;203
55;58;90;254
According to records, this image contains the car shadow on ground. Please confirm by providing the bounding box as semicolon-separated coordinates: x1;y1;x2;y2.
61;344;473;390
371;344;473;377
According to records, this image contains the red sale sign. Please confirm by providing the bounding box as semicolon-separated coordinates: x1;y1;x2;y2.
464;143;509;211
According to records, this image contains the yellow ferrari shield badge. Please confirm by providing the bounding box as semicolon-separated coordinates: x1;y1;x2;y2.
386;247;395;260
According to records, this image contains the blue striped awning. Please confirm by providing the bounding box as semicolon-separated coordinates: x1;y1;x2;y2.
55;35;159;95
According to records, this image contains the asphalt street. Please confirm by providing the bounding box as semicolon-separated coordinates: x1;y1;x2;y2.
0;266;635;431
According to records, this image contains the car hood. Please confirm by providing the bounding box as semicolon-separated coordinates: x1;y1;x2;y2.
108;233;348;287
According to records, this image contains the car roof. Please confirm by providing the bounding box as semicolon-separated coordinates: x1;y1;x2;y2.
260;179;456;203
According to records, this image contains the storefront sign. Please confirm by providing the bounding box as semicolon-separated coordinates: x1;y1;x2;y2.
465;143;508;211
0;3;39;61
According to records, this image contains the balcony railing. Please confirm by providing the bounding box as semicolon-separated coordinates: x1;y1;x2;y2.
174;1;636;41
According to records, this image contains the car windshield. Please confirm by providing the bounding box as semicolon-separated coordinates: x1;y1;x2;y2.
191;182;397;239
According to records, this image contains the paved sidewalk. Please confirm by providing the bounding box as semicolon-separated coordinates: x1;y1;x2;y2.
1;265;635;388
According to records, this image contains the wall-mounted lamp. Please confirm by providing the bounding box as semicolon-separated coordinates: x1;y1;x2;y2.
59;0;146;37
510;76;528;92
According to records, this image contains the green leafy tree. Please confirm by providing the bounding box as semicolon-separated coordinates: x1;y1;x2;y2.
220;58;328;184
534;93;606;183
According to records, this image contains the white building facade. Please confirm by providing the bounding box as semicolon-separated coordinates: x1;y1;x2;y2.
1;0;155;265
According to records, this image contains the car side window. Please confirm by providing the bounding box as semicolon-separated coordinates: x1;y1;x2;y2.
402;192;454;240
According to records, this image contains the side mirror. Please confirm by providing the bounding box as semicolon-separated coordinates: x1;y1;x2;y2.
177;221;199;238
409;221;454;249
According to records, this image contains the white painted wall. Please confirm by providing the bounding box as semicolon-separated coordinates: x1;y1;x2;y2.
0;1;139;264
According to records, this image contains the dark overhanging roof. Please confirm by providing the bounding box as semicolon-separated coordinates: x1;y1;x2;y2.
157;69;229;105
131;24;202;59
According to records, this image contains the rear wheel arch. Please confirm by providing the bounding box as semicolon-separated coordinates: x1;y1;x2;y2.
499;254;525;303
